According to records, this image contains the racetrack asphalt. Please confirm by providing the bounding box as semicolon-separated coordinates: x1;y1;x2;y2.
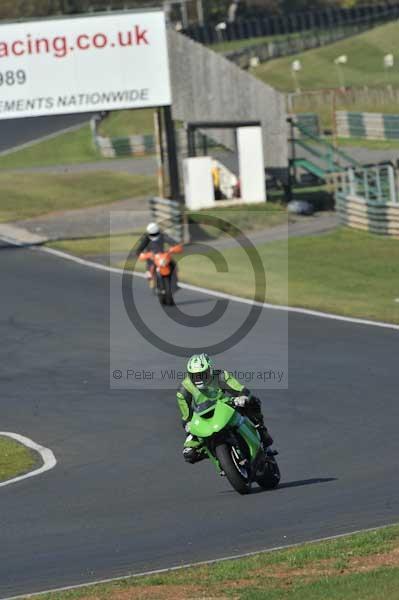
1;245;398;598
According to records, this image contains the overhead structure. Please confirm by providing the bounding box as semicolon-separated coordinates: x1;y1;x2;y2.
167;30;288;182
184;120;266;209
0;10;171;118
0;9;181;199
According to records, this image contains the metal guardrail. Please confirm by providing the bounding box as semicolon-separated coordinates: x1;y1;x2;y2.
289;119;360;185
95;134;156;158
336;111;399;141
336;195;399;236
335;164;397;205
294;121;359;168
149;197;187;244
333;164;399;237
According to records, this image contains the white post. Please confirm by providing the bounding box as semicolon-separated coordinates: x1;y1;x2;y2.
183;157;215;210
388;165;397;204
181;0;189;29
196;0;205;25
237;127;266;204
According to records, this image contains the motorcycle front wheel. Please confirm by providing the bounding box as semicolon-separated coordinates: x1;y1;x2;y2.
215;443;251;495
256;455;280;490
162;276;174;306
156;276;168;305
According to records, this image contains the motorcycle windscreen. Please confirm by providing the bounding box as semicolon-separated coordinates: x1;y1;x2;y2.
189;400;236;438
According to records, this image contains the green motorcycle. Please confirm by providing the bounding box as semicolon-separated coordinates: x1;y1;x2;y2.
187;390;280;495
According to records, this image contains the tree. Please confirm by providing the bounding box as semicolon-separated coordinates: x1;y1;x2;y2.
0;0;63;19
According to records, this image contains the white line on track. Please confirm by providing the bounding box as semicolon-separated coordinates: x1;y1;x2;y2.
0;432;56;489
39;245;399;332
2;522;397;600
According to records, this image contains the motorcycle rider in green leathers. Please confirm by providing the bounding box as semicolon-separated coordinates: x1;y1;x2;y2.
177;353;274;464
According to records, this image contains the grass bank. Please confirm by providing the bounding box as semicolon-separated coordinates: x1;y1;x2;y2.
336;137;399;151
25;524;399;599
0;436;37;483
0;172;156;222
0;125;99;170
97;108;155;138
252;21;399;92
188;201;289;237
0;110;156;170
49;227;399;325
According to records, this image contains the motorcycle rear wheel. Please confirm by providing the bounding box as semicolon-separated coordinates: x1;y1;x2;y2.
215;443;251;495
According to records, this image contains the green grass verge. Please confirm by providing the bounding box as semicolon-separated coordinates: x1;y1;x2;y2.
97;108;155;138
0;109;172;171
0;125;100;170
252;21;399;92
0;109;156;170
178;228;399;324
0;436;37;483
0;172;156;222
336;137;399;150
24;524;399;599
48;227;399;325
189;202;289;238
51;234;141;261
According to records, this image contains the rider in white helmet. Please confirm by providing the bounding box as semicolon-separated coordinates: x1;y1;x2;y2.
136;222;178;287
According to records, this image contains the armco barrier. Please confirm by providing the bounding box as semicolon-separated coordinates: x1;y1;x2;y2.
90;114;157;158
92;118;220;159
336;111;399;140
336;194;399;237
334;165;399;237
149;197;187;243
95;134;155;158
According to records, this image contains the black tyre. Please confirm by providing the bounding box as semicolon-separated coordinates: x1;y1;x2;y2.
215;443;251;495
157;287;166;305
163;276;174;306
156;275;166;305
256;456;280;490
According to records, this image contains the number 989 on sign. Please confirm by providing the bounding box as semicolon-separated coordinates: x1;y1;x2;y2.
0;70;27;86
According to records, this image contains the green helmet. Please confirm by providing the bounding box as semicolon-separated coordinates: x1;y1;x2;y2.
187;353;214;388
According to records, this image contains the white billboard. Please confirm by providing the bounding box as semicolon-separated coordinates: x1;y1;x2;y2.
0;10;171;119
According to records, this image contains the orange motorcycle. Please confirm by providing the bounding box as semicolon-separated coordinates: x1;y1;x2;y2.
139;244;183;306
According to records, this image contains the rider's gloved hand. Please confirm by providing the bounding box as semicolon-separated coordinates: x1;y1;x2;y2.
185;422;191;433
234;396;249;408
